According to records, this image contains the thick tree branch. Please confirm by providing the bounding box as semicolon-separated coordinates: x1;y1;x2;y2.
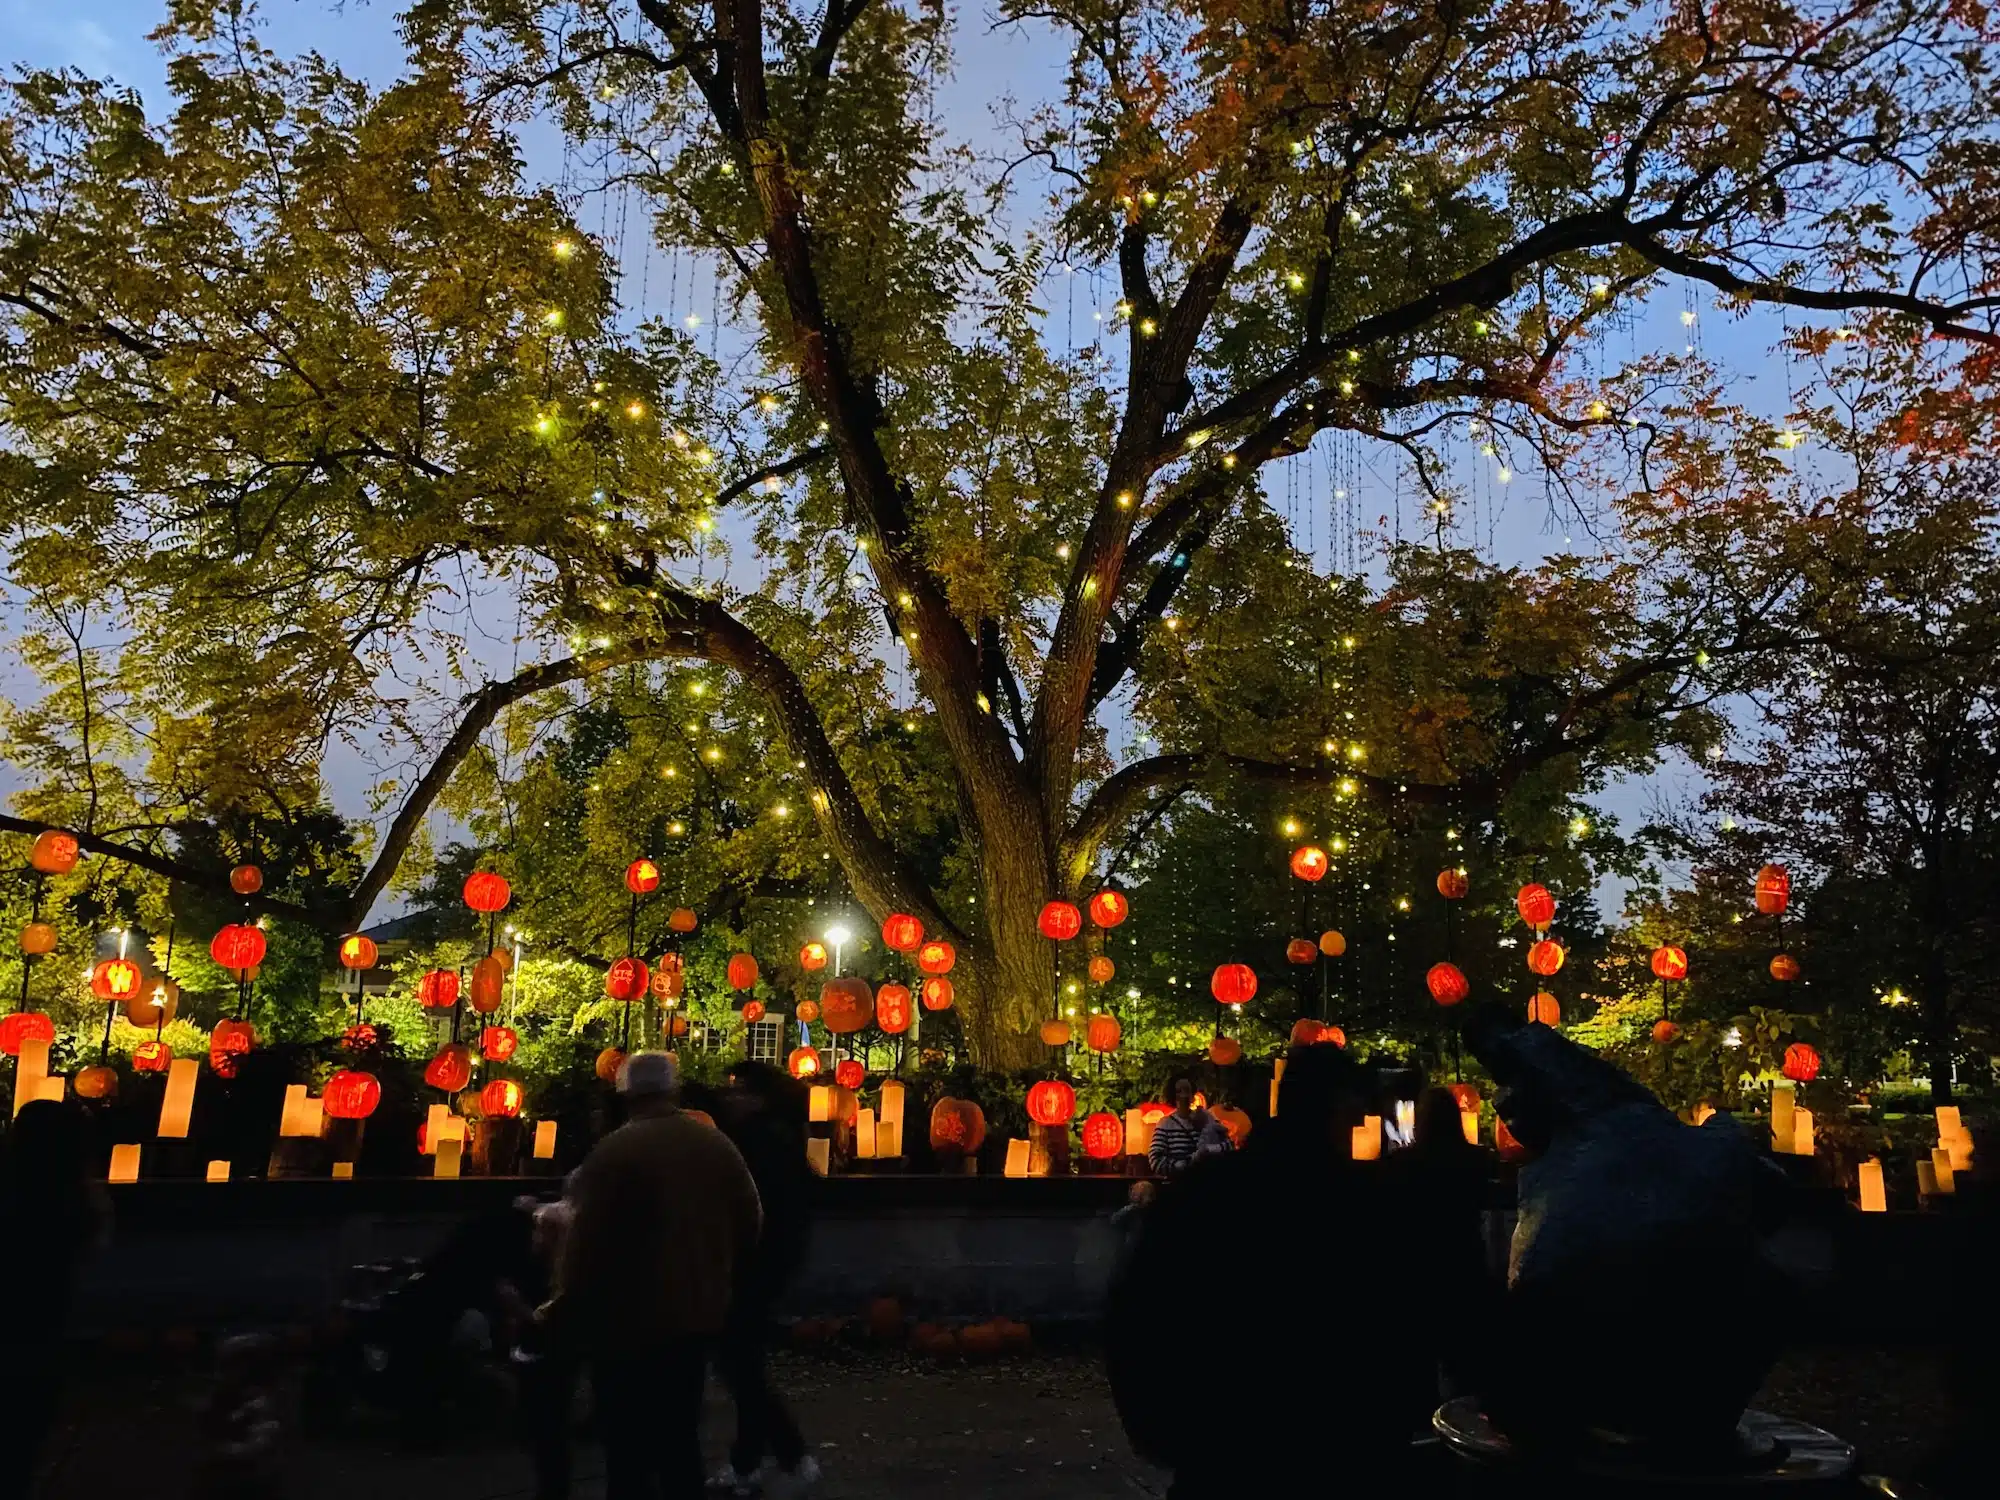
0;816;325;926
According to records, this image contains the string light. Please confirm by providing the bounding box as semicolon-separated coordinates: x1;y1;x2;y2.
553;239;577;260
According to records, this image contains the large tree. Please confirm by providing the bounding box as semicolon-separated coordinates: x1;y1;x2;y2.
5;0;2000;1061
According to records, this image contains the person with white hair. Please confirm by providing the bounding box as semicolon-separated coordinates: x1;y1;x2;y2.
541;1052;762;1500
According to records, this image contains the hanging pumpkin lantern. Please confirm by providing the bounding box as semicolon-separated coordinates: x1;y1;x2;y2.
668;907;698;933
795;998;821;1023
1039;1019;1072;1048
1288;1018;1325;1047
210;1017;255;1058
1210;963;1257;1006
1527;992;1561;1026
74;1065;117;1100
1085;1013;1122;1053
1769;954;1801;982
929;1097;987;1154
1208;1035;1243;1066
468;954;506;1013
229;864;263;896
1527;939;1566;977
819;976;873;1034
727;953;760;991
481;1025;519;1062
916;940;956;976
132;1039;172;1073
787;1047;823;1079
324;1069;382;1120
604;957;650;1002
208;924;266;972
0;1011;55;1056
1446;1082;1481;1114
834;1058;865;1089
1321;1025;1347;1047
1650;945;1688;981
1319;930;1346;957
1651;1019;1681;1044
1754;864;1791;916
126;979;178;1027
1436;868;1469;900
463;871;511;913
479;1078;524;1118
1087;955;1115;983
742;1000;767;1025
424;1045;473;1093
1026;1078;1077;1126
651;963;684;1002
1285;937;1318;965
28;830;80;875
19;922;57;956
1291;846;1331;884
1781;1042;1820;1083
1516;883;1556;930
799;941;828;972
875;984;913;1034
594;1046;627;1083
90;956;143;1002
624;858;661;894
338;934;378;970
921;977;954;1011
1081;1112;1124;1159
1088;889;1130;927
416;969;461;1010
1426;962;1470;1006
1037;901;1082;941
342;1022;378;1050
881;913;925;953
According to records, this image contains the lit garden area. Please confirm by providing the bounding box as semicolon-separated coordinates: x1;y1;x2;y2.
5;0;2000;1494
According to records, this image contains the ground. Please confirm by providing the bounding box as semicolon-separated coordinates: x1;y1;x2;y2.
35;1344;1953;1498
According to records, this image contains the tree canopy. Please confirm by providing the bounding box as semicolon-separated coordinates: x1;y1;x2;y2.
6;0;2000;1062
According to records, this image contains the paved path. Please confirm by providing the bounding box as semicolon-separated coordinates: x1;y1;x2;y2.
35;1345;1949;1499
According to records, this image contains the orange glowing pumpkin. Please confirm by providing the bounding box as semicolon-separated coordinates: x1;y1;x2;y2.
624;858;661;894
132;1039;172;1073
916;940;956;976
1781;1042;1820;1082
208;924;266;972
667;907;698;933
1288;1018;1325;1047
819;976;873;1034
1650;945;1688;981
834;1058;865;1089
1527;992;1561;1026
74;1065;117;1100
417;969;461;1010
875;984;913;1034
1208;1035;1243;1066
1038;1019;1071;1047
1516;883;1556;930
787;1047;822;1079
1210;963;1256;1006
29;830;80;875
881;913;924;953
1088;889;1130;927
424;1045;473;1093
0;1011;55;1055
594;1046;627;1083
481;1025;519;1062
1087;955;1116;984
605;957;650;1002
469;954;506;1013
462;871;512;914
1426;962;1470;1006
18;922;56;956
921;977;954;1010
1320;1025;1346;1047
1290;845;1329;882
1319;930;1346;957
1037;901;1082;941
479;1078;524;1118
1754;863;1791;916
1436;868;1469;900
799;942;828;972
727;953;761;991
1085;1013;1122;1053
1651;1019;1681;1044
1081;1112;1124;1158
795;999;821;1023
338;934;378;970
742;1000;767;1025
324;1069;382;1120
1527;940;1565;977
1026;1079;1076;1126
1769;953;1801;982
1285;937;1318;965
90;957;143;1002
929;1097;987;1155
229;864;263;896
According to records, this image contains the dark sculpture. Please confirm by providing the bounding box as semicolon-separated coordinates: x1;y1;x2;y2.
1461;1002;1797;1465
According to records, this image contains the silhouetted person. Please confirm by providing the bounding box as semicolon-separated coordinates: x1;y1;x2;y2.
711;1060;817;1496
1108;1045;1440;1497
1389;1085;1498;1395
1146;1074;1231;1178
1462;1003;1795;1463
0;1099;106;1500
542;1053;761;1500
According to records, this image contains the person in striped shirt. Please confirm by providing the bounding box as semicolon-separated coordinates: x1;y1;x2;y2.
1147;1074;1233;1177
